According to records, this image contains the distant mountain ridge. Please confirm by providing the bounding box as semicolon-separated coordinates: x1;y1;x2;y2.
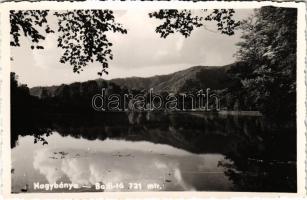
30;64;237;98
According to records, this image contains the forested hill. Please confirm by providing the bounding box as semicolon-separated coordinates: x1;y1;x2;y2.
29;63;238;98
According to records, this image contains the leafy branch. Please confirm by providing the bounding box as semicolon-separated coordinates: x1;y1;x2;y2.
10;10;127;76
149;9;240;38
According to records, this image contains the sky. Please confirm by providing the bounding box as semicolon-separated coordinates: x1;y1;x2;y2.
11;9;253;87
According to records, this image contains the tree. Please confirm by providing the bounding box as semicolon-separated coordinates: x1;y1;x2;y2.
10;10;127;75
233;6;297;120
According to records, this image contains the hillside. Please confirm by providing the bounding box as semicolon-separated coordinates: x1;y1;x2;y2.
30;64;237;98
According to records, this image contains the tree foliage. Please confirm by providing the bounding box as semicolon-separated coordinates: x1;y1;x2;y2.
232;6;297;119
10;10;127;75
149;9;240;38
54;10;127;75
10;10;54;49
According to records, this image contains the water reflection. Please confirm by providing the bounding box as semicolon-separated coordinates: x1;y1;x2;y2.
11;112;296;193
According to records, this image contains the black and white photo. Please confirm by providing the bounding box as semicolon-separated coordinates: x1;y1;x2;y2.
0;1;306;198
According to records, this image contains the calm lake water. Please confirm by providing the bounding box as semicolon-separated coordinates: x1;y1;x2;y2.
11;112;297;193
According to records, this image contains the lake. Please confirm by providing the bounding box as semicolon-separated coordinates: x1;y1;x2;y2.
11;112;297;193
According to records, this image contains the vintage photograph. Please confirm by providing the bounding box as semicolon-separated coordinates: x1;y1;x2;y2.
5;2;304;195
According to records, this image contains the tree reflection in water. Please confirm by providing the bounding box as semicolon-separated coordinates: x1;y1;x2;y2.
11;111;296;192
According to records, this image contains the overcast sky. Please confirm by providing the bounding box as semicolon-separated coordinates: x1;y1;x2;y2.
11;9;253;87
